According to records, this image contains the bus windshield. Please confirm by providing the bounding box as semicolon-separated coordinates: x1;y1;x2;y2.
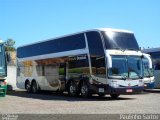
108;55;142;79
0;44;7;76
102;31;139;50
142;58;153;77
128;56;142;79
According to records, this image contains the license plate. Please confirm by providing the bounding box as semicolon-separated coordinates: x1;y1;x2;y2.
99;88;104;93
126;89;133;93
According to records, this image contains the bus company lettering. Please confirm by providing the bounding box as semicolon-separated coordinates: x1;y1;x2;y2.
69;56;86;61
77;56;86;60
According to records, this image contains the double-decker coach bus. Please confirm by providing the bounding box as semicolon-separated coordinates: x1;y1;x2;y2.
17;28;144;98
0;40;7;97
143;48;160;88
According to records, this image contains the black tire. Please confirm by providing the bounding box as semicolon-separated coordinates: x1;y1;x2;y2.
25;81;31;93
110;94;120;99
31;81;38;93
68;81;78;97
80;82;91;98
98;93;106;97
56;90;64;95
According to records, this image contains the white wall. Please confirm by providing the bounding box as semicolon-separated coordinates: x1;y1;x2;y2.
6;66;17;90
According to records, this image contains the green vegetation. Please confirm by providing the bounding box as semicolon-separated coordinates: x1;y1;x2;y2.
4;39;16;51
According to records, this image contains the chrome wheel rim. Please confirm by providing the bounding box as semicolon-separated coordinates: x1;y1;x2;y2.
70;85;76;94
81;85;87;95
32;84;37;93
26;83;30;92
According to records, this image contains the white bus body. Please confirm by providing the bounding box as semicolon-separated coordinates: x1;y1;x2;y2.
17;28;144;98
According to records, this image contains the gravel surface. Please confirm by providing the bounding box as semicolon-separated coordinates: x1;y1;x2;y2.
0;90;160;114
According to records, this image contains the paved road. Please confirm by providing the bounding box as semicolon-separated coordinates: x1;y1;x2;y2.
0;90;159;114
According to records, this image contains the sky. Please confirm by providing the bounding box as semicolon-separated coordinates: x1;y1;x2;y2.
0;0;160;48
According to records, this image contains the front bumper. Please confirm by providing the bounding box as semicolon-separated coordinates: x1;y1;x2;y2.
144;82;155;89
90;84;144;94
109;86;144;94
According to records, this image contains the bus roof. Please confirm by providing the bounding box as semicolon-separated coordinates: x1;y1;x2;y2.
18;28;134;48
97;28;133;33
143;47;160;53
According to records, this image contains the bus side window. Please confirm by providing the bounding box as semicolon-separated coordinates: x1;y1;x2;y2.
86;31;106;78
95;58;106;77
150;52;160;70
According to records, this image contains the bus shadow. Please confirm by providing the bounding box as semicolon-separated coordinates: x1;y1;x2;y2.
7;90;136;101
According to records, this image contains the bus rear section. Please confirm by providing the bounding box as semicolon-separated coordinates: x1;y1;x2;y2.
16;28;144;98
0;42;7;97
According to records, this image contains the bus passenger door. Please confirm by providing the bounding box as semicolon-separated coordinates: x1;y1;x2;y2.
92;57;107;84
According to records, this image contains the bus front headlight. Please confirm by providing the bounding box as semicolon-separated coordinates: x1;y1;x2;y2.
111;80;119;88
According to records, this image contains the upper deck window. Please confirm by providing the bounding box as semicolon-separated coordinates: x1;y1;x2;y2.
17;33;86;58
86;31;104;56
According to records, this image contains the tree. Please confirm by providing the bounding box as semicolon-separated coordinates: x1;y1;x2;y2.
5;39;16;51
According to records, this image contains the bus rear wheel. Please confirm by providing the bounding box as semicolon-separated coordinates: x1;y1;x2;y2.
110;94;120;99
25;81;31;93
31;81;38;93
68;81;78;97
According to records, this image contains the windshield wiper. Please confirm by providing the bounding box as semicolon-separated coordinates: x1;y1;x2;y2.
113;47;124;51
122;75;127;80
124;48;139;52
136;75;143;79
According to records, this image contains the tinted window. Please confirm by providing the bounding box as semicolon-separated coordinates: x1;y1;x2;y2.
91;57;106;78
0;44;7;76
102;31;139;50
68;55;90;78
150;52;160;70
128;56;142;79
17;34;86;58
86;31;106;77
86;31;104;56
108;56;127;78
68;55;89;69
